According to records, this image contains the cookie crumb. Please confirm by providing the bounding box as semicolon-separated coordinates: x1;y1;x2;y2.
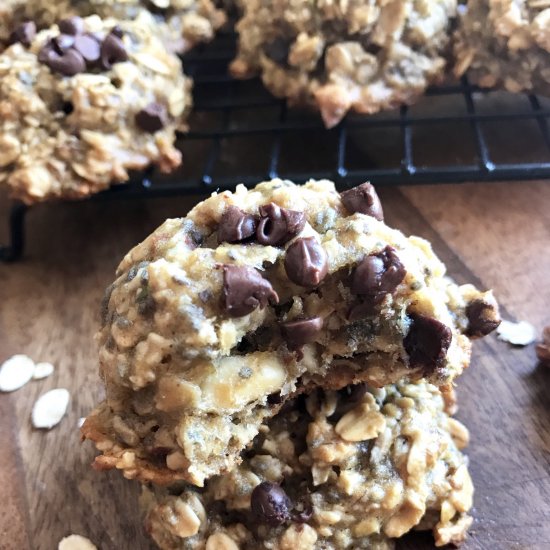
0;354;35;392
33;362;55;380
496;320;536;346
32;389;70;429
58;534;97;550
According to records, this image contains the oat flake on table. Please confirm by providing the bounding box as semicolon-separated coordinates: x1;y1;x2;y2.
32;361;55;379
497;320;536;346
32;388;70;429
58;534;97;550
0;354;35;392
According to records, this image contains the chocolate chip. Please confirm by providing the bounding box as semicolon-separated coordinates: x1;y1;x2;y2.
351;246;405;297
109;25;124;39
57;33;79;53
281;317;323;349
284;237;328;287
251;482;292;526
263;37;292;64
222;265;279;317
218;205;257;243
135;102;167;133
39;46;86;76
256;203;306;246
267;392;283;405
100;33;128;69
404;313;452;373
465;299;500;337
73;33;101;66
58;16;84;36
9;21;36;47
340;182;384;221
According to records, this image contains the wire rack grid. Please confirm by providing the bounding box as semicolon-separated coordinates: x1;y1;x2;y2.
2;30;550;261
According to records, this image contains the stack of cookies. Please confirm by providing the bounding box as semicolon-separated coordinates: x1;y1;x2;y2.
82;179;500;549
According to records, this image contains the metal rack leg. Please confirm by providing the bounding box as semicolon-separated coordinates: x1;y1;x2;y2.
0;202;27;262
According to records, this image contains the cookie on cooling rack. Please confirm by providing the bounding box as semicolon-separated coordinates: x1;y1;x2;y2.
230;0;457;127
0;0;24;48
3;0;226;53
81;178;499;487
143;380;473;549
0;14;192;203
454;0;550;94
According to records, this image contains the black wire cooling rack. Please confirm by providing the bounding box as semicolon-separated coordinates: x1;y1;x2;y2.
2;30;550;261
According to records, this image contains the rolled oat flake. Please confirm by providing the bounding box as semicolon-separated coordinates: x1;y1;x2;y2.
32;388;70;429
58;534;97;550
0;354;35;392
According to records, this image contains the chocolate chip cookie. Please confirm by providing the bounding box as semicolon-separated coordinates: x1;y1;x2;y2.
5;0;225;53
454;0;550;94
0;14;192;203
230;0;457;128
81;179;499;487
142;380;473;549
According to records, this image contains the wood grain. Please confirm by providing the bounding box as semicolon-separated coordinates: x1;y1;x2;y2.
0;182;549;550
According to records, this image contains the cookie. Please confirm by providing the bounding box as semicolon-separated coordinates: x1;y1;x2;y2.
81;179;499;487
0;0;24;48
0;14;192;203
230;0;456;128
5;0;226;54
454;0;550;94
142;380;473;549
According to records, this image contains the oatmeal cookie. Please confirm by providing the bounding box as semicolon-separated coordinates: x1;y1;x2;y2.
0;0;24;48
5;0;225;53
0;14;192;203
230;0;456;128
142;380;474;549
81;179;499;487
454;0;550;94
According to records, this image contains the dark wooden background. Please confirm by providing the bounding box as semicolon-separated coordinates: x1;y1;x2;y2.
1;181;549;549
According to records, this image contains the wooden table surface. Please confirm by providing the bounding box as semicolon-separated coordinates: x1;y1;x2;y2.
1;181;549;550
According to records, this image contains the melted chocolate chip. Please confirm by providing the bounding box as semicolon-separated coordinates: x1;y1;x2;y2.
256;203;306;246
218;205;257;243
280;317;323;349
100;33;128;69
404;313;452;373
351;246;406;297
73;33;101;66
340;182;384;221
222;265;279;317
58;16;84;36
135;102;167;133
39;45;86;76
251;482;292;526
9;21;36;47
284;237;328;287
466;299;500;337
